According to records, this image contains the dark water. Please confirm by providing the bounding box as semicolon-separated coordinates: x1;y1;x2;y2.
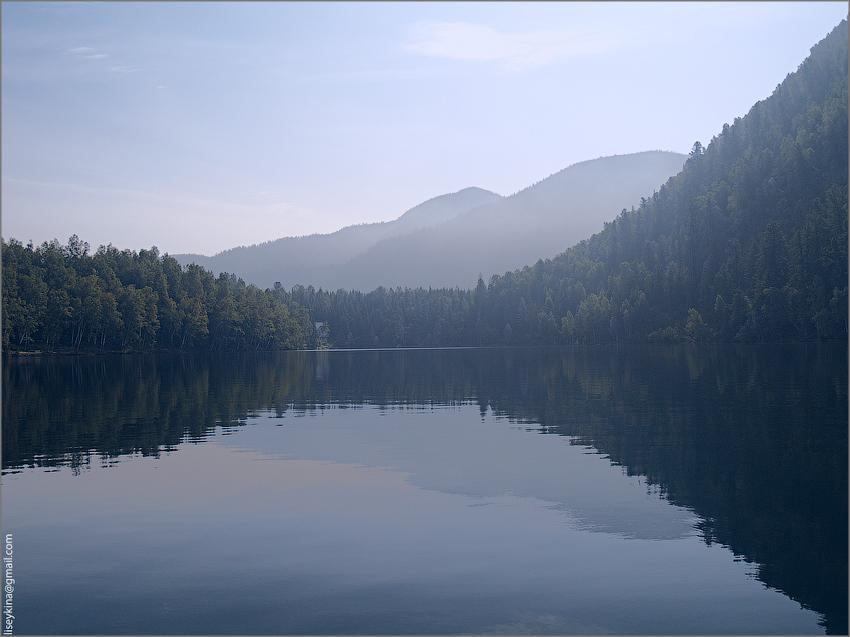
2;346;847;634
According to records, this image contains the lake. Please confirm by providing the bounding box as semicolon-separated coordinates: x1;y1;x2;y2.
2;345;846;634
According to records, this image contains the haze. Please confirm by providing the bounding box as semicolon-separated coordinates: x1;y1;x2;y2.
2;1;845;255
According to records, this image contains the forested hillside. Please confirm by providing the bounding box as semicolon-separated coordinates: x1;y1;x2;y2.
1;237;314;352
294;21;848;346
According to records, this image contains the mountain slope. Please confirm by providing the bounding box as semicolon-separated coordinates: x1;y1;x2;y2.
331;150;686;289
173;187;501;286
176;152;685;290
475;18;849;344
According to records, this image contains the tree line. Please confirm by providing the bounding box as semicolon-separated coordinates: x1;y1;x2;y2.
2;236;314;352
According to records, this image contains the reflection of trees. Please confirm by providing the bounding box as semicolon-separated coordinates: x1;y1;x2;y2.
478;346;848;636
3;346;846;633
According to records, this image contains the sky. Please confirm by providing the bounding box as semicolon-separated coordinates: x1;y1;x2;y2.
2;2;846;255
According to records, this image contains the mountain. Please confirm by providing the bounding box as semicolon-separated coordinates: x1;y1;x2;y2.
330;150;686;289
175;151;686;290
173;186;502;287
292;19;848;346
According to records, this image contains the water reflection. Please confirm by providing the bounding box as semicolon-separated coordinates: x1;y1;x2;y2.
2;345;846;633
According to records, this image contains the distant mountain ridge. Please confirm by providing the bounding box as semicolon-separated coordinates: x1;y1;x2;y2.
173;186;501;282
331;150;686;289
175;151;686;290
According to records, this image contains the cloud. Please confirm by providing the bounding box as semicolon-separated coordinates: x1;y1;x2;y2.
66;47;141;75
404;22;617;70
67;46;111;62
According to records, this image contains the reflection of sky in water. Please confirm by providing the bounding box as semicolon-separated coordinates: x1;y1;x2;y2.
4;403;822;634
219;404;699;541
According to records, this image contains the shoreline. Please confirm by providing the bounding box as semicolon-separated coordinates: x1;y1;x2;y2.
3;339;843;359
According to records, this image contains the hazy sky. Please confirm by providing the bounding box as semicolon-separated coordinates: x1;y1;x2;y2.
2;2;846;255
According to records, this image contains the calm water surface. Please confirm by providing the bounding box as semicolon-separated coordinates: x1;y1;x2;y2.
2;346;846;634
